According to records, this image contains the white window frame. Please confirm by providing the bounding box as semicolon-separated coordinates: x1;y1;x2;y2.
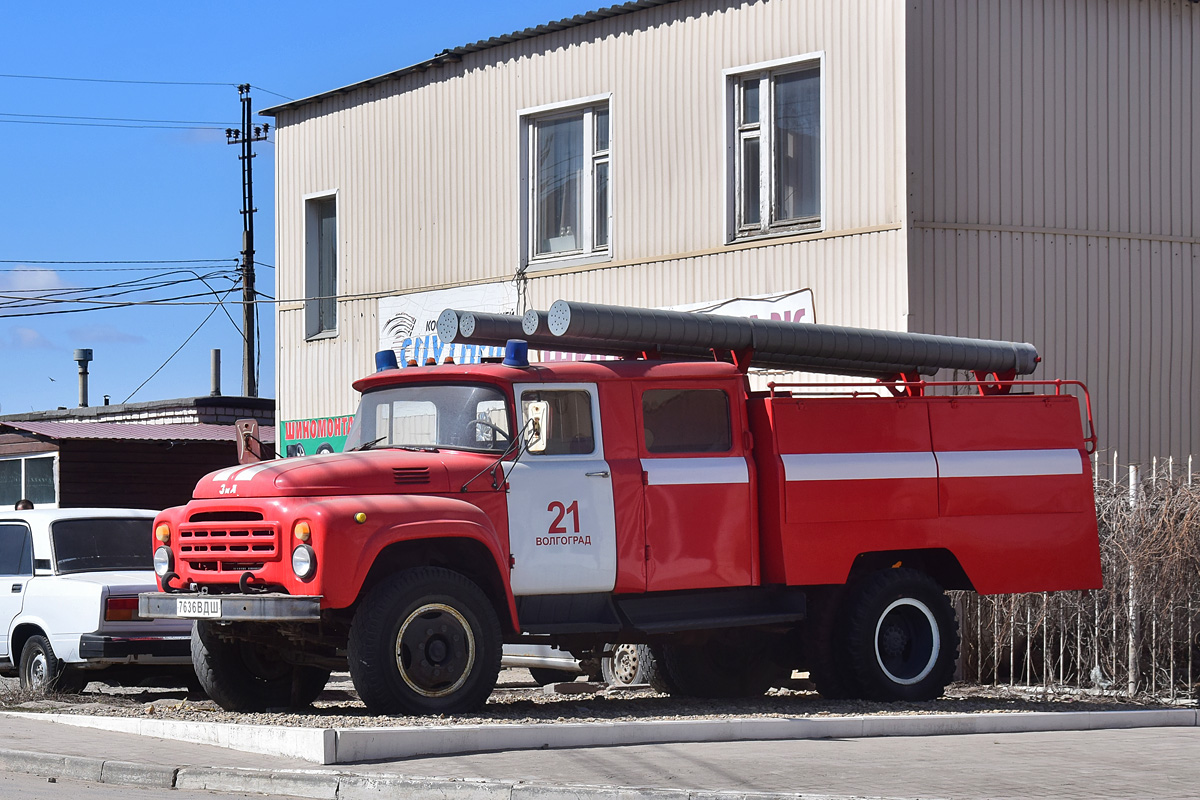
724;53;827;242
0;454;60;509
518;94;613;272
303;190;339;340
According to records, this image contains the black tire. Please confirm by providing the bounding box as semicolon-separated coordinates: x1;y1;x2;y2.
600;643;655;687
805;587;859;700
528;667;579;686
191;622;331;711
650;631;785;698
348;567;501;716
842;568;959;702
19;635;85;693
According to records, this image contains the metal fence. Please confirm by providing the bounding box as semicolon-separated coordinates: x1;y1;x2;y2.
956;454;1199;701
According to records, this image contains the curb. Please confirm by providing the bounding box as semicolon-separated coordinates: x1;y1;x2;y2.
0;709;1195;799
9;707;1199;764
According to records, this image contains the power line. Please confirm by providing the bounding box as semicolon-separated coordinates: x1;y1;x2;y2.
0;118;227;131
123;288;235;403
251;85;294;101
0;258;235;265
1;112;239;125
0;74;294;102
0;73;236;88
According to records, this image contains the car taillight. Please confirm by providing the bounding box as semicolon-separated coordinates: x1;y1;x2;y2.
105;596;140;622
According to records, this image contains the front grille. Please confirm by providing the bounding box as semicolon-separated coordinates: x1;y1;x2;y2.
189;510;264;522
393;466;431;485
179;523;279;561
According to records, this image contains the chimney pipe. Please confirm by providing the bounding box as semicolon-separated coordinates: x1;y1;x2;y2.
73;349;93;408
211;349;222;396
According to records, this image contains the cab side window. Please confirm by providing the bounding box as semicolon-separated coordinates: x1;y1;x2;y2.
642;389;732;453
0;524;33;576
521;390;595;455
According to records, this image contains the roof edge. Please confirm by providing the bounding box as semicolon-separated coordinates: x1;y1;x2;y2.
261;0;680;118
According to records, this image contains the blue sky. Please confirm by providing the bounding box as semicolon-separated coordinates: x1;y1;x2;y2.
1;0;602;415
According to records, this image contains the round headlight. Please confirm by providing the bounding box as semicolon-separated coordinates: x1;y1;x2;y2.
153;546;173;578
291;544;316;580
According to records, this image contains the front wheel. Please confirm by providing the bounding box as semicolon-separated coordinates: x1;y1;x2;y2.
348;567;502;715
192;622;330;711
843;568;958;702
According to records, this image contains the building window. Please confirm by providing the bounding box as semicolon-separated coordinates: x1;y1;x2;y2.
0;455;57;507
305;194;338;338
525;101;610;265
731;59;821;238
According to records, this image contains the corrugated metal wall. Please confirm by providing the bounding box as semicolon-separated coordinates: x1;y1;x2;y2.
272;0;909;421
907;0;1198;465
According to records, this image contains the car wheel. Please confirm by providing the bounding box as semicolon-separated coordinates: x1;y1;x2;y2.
348;567;501;715
601;643;655;687
843;568;959;702
192;622;330;711
19;635;85;693
528;667;579;686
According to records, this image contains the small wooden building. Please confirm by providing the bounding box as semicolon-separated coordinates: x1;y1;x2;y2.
0;397;274;511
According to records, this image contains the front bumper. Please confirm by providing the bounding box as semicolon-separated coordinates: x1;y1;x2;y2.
139;592;322;622
78;634;192;661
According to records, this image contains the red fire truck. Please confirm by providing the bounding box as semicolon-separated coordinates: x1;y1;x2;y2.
141;301;1101;715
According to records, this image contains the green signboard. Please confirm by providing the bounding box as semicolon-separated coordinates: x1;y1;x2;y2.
280;415;355;458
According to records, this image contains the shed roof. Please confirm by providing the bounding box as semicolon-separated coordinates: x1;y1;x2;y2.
261;0;680;117
0;421;275;444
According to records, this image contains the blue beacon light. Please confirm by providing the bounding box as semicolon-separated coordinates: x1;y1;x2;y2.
502;339;530;367
375;349;400;372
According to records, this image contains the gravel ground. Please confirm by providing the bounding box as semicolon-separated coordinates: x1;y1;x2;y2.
0;669;1181;729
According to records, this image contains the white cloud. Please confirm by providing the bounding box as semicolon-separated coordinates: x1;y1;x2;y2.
3;327;56;349
0;267;70;293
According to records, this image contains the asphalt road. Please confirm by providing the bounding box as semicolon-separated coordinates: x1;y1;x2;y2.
0;771;266;800
381;726;1200;799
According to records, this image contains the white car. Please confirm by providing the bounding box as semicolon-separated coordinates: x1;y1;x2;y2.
0;508;194;691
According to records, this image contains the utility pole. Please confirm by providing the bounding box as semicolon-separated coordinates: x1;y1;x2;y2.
226;84;269;398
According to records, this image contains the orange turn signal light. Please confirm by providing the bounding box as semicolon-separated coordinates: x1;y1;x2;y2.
155;524;171;543
293;520;312;542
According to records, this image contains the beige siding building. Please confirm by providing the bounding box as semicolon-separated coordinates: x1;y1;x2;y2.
264;0;1197;467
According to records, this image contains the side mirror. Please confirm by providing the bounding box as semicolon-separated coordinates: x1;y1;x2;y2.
525;401;549;453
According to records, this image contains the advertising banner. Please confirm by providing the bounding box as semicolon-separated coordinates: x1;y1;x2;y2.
378;282;519;367
279;415;355;458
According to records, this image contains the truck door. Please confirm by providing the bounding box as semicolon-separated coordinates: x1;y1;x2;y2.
637;384;756;591
504;383;618;596
0;522;34;660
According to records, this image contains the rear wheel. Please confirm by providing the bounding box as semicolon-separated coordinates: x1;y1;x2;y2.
348;567;501;715
843;568;958;702
651;631;785;698
19;635;85;693
192;622;330;711
805;587;859;700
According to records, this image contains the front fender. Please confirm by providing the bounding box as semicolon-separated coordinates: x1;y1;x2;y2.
307;494;517;629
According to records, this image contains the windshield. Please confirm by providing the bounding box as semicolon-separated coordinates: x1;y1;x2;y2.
344;383;512;453
51;517;153;574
